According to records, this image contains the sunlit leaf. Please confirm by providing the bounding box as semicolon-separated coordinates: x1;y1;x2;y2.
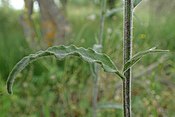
123;47;169;73
6;45;124;94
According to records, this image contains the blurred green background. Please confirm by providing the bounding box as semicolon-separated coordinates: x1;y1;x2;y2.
0;0;175;117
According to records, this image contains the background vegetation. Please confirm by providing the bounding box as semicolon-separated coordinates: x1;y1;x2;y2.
0;0;175;116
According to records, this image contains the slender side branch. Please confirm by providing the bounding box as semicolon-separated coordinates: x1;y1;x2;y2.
123;0;133;117
99;0;106;45
92;0;106;117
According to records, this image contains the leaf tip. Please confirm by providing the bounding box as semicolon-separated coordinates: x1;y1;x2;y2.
149;47;157;51
7;84;13;95
6;76;14;95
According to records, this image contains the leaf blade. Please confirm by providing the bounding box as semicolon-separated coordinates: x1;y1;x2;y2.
123;47;169;73
133;0;142;8
7;45;124;94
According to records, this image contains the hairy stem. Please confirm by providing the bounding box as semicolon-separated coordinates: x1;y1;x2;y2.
123;0;133;117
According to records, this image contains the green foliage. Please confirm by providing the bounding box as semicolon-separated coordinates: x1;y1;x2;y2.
0;7;29;78
133;0;142;8
7;45;124;94
0;1;174;117
123;47;169;72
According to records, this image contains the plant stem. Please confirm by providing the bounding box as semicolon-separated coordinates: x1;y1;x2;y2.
92;0;106;117
123;0;133;117
92;64;99;117
99;0;106;45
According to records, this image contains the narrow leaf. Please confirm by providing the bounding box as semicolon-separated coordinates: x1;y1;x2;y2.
123;47;169;73
7;45;124;94
98;103;123;110
134;0;142;8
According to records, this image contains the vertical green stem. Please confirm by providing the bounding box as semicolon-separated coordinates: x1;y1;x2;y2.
99;0;106;45
92;64;99;117
123;0;133;117
92;0;106;117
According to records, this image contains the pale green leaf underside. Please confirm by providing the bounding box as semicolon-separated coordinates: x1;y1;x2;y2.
123;47;169;73
7;45;124;94
134;0;142;8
